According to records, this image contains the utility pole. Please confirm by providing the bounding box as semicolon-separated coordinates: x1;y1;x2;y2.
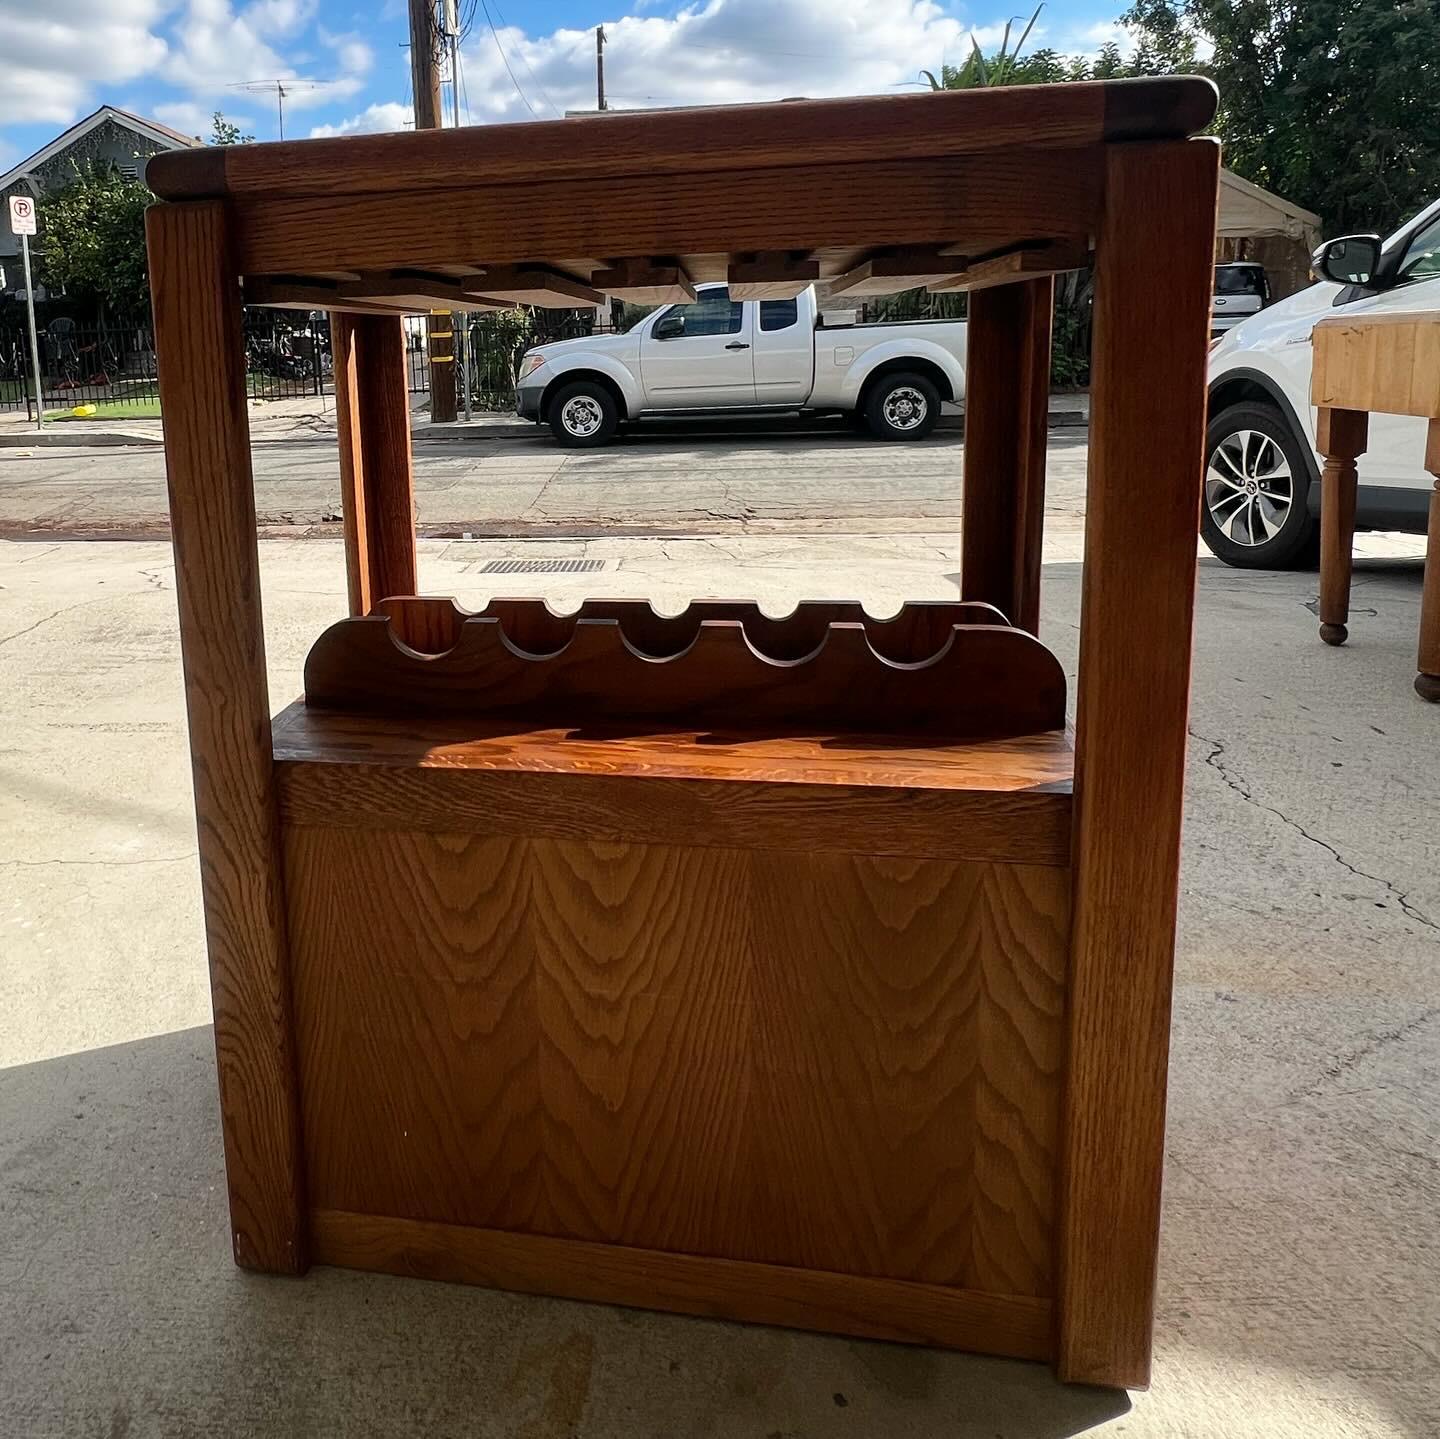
596;25;607;111
409;0;455;420
443;0;471;421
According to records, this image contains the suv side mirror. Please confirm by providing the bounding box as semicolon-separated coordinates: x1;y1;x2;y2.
1313;234;1382;287
653;313;684;340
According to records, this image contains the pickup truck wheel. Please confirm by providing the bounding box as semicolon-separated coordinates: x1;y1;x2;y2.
548;381;620;447
865;372;940;441
1201;401;1317;569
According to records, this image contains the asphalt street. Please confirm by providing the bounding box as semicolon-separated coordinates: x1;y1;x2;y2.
0;419;1089;540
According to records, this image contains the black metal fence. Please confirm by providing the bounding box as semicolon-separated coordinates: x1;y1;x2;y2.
0;307;624;418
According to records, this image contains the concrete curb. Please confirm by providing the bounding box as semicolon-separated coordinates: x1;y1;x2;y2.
1;405;1088;450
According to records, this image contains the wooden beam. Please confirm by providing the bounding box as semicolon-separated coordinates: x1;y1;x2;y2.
330;313;418;614
145;200;309;1276
727;253;820;301
340;271;509;312
827;248;967;298
231;150;1104;277
462;264;604;308
146;79;1218;201
961;277;1054;635
591;260;696;305
244;277;410;315
1057;138;1219;1389
930;241;1089;292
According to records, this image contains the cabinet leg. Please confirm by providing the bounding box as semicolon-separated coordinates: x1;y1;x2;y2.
1415;425;1440;701
1316;406;1367;646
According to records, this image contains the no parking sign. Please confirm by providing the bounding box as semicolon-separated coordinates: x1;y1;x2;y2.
8;194;36;235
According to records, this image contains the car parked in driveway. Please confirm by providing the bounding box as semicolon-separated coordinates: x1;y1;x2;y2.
1205;198;1440;567
1211;261;1270;336
514;283;966;446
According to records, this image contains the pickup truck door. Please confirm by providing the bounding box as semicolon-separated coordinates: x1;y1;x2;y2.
639;288;756;408
752;297;814;405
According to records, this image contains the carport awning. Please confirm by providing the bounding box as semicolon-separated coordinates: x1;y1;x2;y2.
1218;168;1321;247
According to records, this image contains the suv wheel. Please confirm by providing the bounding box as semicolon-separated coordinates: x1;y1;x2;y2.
1201;401;1317;568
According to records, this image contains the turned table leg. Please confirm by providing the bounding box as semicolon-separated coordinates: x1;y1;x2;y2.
1417;420;1440;702
1316;406;1368;646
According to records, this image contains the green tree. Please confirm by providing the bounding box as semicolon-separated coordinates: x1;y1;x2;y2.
1123;0;1440;233
34;165;151;318
210;112;255;146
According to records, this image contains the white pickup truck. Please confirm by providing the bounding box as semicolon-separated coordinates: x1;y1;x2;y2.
514;283;967;447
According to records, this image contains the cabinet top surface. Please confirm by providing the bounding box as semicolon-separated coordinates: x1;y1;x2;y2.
272;703;1074;795
148;77;1216;202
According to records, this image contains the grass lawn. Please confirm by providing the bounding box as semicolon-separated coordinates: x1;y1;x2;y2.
44;398;162;421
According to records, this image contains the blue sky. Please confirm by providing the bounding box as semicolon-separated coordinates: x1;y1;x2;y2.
0;0;1133;167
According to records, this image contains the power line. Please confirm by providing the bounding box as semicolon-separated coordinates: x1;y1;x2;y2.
488;0;564;116
477;0;539;118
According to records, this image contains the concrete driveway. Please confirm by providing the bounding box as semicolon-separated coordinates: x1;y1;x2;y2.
1;429;1437;1437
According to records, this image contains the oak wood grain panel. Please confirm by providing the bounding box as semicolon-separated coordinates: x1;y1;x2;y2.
285;830;1068;1313
1058;139;1219;1389
531;840;755;1252
310;1209;1054;1359
331;313;417;614
271;702;1074;796
145;200;307;1273
961;277;1054;634
303;615;1067;740
277;762;1072;866
231;150;1104;277
148;78;1214;201
750;857;1066;1293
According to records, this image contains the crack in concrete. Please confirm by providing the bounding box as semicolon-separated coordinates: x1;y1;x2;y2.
1291;1005;1440;1102
1190;725;1438;933
2;854;192;870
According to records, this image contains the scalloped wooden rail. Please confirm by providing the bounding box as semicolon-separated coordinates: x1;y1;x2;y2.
376;595;1011;663
304;611;1066;739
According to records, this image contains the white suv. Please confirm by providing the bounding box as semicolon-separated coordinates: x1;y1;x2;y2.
1205;199;1440;567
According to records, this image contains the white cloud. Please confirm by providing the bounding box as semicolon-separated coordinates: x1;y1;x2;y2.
160;0;369;108
403;0;978;126
309;101;413;139
0;0;170;126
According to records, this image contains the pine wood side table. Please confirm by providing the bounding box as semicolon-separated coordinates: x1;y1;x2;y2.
144;77;1220;1389
1312;312;1440;700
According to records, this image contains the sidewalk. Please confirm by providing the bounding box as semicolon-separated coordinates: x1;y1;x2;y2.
0;391;1090;450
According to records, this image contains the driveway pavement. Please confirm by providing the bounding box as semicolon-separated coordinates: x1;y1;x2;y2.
2;497;1437;1436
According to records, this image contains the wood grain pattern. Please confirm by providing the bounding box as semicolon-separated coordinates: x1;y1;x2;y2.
303;614;1067;740
463;264;605;308
827;249;969;298
330;313;417;615
1312;311;1440;418
929;242;1088;292
284;828;1067;1300
588;261;696;306
230;150;1104;278
147;79;1215;201
145;200;308;1274
310;1209;1054;1359
726;254;821;301
377;595;1010;661
961;277;1054;635
274;720;1073;866
1057;138;1219;1389
1315;407;1369;647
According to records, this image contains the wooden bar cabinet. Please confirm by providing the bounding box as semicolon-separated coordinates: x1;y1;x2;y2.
145;77;1220;1390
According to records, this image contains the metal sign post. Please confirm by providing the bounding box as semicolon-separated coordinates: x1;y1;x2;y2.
8;195;43;432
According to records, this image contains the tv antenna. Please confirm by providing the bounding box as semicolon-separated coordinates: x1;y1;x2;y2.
228;79;325;140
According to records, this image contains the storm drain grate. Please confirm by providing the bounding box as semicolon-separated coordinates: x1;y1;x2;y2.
478;558;605;575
